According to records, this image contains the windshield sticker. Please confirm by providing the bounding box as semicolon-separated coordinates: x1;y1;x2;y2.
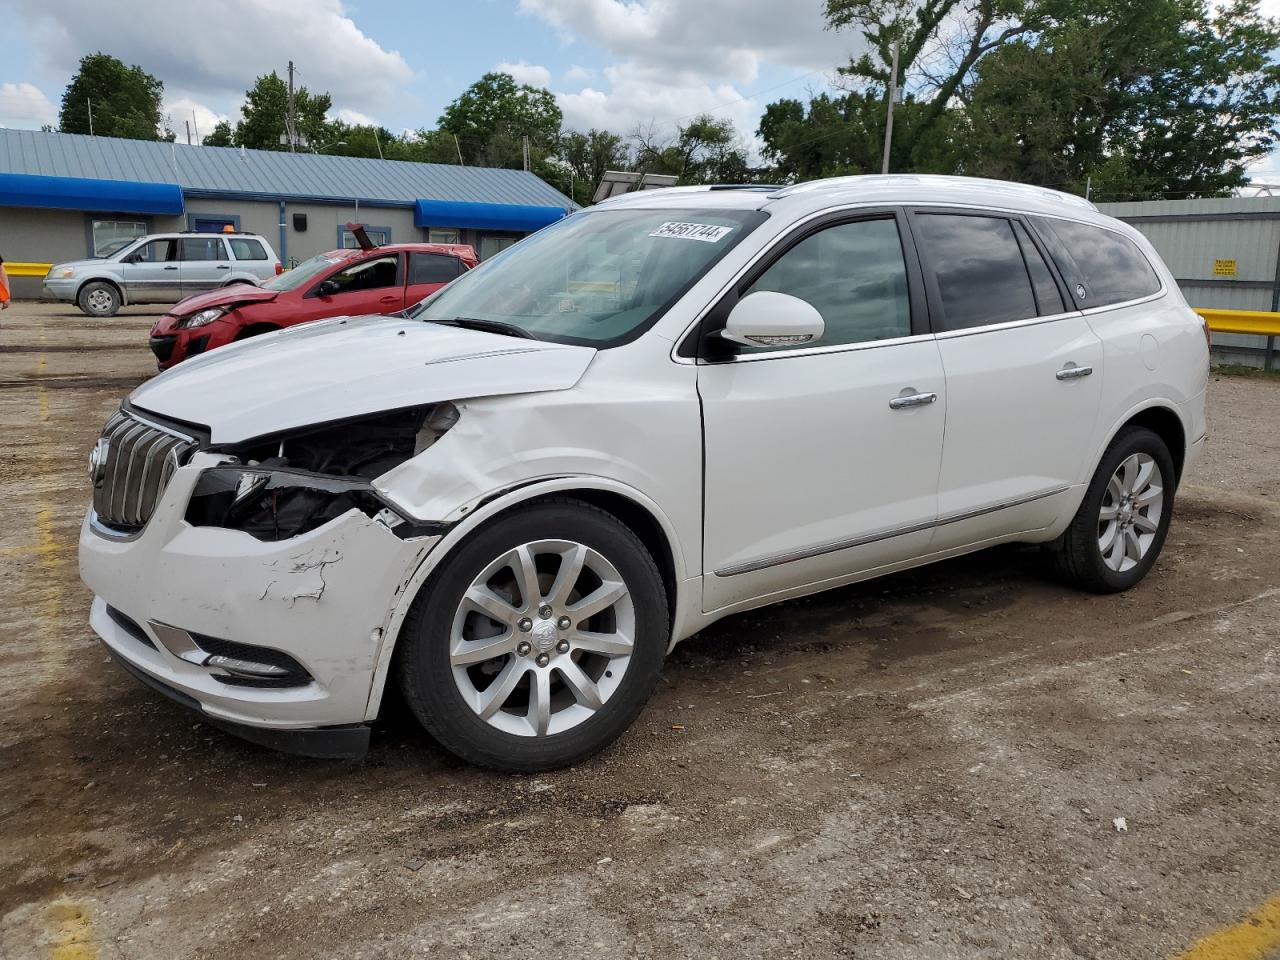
649;221;734;243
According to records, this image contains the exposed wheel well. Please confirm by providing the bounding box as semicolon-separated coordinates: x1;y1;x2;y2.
474;489;679;629
234;322;281;340
1122;406;1186;483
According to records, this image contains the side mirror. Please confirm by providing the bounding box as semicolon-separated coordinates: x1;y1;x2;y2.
317;279;340;297
721;291;824;348
123;253;141;264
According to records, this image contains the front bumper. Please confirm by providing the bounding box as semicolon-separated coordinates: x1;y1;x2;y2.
150;315;231;369
80;457;439;754
43;277;79;302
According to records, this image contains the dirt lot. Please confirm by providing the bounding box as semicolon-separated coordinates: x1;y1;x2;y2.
1;301;1278;960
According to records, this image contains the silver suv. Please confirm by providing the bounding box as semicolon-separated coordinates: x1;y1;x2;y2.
44;232;281;317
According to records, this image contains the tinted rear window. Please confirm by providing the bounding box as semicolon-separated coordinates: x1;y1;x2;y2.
409;252;463;284
912;213;1039;331
229;238;268;260
1031;217;1161;307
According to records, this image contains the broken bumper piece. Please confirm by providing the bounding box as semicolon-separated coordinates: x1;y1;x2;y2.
80;460;438;756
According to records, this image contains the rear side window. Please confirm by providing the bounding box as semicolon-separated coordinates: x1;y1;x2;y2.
912;213;1038;331
179;237;226;261
409;252;463;284
1031;217;1161;307
229;238;268;260
742;217;911;351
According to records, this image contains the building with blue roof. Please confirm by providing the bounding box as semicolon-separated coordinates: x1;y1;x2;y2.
0;128;575;295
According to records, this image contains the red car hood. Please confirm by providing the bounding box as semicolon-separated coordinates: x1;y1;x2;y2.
171;285;279;315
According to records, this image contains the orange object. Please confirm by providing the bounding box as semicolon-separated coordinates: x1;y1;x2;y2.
222;224;235;233
0;263;10;306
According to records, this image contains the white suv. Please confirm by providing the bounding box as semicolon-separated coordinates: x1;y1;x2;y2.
79;176;1209;770
44;232;281;317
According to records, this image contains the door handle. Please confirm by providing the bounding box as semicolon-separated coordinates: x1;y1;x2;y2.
1056;364;1093;381
216;265;230;270
164;265;178;270
889;391;938;410
378;295;399;304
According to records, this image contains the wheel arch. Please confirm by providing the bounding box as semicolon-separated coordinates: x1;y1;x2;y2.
234;321;282;340
363;476;690;721
1097;401;1188;486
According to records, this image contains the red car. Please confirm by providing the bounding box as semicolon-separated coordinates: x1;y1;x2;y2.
149;239;479;369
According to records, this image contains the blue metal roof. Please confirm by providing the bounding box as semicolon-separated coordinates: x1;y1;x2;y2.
0;172;184;214
414;198;566;231
0;128;575;211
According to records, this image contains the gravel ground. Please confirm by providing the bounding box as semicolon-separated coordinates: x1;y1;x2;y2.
1;302;1278;960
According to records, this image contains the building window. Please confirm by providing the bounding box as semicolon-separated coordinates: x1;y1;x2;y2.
428;228;460;244
187;214;241;233
479;236;517;260
339;225;391;248
90;219;148;257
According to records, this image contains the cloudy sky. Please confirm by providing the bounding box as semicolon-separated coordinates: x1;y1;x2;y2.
0;0;859;149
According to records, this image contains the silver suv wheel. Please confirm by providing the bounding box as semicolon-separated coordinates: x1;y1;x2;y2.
449;539;635;737
1098;452;1164;573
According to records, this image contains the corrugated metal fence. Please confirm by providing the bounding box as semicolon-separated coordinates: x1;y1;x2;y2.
1097;197;1280;367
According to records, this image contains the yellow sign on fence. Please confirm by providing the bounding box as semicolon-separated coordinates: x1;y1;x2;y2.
1213;258;1238;277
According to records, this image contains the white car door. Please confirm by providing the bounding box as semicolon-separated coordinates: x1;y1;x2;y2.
906;209;1104;551
699;211;946;614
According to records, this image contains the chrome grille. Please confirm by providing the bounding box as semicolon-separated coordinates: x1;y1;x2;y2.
92;410;198;532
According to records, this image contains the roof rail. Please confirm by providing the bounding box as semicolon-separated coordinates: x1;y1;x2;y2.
768;174;1096;211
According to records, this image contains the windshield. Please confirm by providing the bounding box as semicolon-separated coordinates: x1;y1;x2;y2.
261;254;342;292
99;237;138;258
408;207;766;346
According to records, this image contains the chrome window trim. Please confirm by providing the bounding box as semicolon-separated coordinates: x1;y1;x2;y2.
718;330;934;363
714;485;1069;577
933;309;1082;340
1079;288;1168;316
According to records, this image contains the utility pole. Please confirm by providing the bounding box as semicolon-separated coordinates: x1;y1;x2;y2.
285;60;298;153
87;97;94;136
185;120;192;145
192;110;200;144
1085;176;1092;202
373;128;384;161
881;41;900;175
522;134;530;172
453;133;464;165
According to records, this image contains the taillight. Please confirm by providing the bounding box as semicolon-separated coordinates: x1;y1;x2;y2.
275;262;283;276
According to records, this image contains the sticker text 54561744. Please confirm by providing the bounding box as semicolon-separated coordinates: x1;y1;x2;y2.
649;222;734;243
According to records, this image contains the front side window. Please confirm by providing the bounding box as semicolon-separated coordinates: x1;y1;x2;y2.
131;239;177;263
913;213;1038;331
229;238;268;260
411;208;766;346
742;217;911;351
180;237;226;261
321;254;400;294
93;219;147;257
260;254;341;292
1032;216;1161;307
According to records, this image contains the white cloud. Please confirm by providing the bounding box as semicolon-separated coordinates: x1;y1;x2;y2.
333;107;378;126
495;60;554;89
15;0;413;121
164;96;228;144
0;81;58;129
519;0;857;144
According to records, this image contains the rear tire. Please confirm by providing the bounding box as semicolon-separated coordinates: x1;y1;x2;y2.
1050;426;1176;593
77;281;121;317
397;499;667;772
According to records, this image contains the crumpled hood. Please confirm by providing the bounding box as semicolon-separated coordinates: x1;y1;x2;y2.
130;314;596;443
170;285;277;315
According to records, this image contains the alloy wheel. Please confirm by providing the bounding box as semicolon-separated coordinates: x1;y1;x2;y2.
1098;452;1164;573
449;539;635;737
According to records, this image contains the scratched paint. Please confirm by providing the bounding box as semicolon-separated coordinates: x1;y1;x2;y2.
1173;893;1280;960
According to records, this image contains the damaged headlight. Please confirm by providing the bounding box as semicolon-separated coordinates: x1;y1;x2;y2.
181;307;228;329
187;403;459;541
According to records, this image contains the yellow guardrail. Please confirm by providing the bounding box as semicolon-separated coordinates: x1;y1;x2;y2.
5;262;52;278
1195;307;1280;337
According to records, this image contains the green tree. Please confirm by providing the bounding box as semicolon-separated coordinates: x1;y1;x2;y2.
557;129;631;204
633;115;754;184
439;72;563;167
203;120;234;147
234;72;334;151
960;0;1280;200
59;52;168;140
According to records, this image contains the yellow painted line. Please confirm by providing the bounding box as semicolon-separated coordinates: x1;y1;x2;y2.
47;902;97;960
1173;892;1280;960
1196;307;1280;338
5;261;53;278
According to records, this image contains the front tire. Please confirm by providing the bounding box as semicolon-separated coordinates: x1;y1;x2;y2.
1051;426;1176;593
77;281;121;317
397;499;668;772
